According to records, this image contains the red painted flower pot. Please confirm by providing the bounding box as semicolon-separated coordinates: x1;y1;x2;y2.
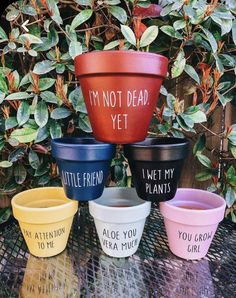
75;51;168;144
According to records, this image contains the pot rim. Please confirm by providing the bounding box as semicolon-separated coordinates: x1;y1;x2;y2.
75;50;168;78
160;188;226;226
89;187;151;223
12;187;78;224
51;137;116;161
124;137;189;161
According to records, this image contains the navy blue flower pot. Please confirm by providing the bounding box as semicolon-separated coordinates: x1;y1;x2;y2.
51;138;116;201
124;138;189;203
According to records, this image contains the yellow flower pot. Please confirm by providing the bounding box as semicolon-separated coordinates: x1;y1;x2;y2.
12;187;78;257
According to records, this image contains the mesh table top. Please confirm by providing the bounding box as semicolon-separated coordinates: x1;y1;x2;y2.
0;206;235;298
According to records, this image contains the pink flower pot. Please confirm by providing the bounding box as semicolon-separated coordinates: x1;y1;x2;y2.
160;188;226;260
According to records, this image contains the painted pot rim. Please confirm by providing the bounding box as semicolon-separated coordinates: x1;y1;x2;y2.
89;187;151;223
124;137;189;161
75;50;168;78
160;188;226;226
12;187;78;224
51;137;116;161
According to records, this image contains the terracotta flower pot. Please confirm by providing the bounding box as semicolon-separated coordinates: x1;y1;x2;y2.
52;137;116;201
124;137;189;203
89;187;151;258
160;188;226;260
12;187;78;257
75;51;168;144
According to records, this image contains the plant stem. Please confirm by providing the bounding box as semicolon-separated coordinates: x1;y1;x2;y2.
198;123;222;138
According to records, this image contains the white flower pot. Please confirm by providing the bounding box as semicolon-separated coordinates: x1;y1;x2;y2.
89;187;151;258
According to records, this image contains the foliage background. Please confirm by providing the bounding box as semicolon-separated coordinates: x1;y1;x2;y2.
0;0;236;222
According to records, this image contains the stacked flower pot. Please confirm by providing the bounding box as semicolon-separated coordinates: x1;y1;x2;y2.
12;51;225;260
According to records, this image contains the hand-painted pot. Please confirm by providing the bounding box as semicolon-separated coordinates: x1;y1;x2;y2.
51;137;116;201
89;187;151;258
124;137;189;202
75;51;168;144
160;188;226;260
12;187;78;257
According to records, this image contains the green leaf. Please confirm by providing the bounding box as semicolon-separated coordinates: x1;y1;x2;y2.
14;164;27;184
19;73;31;87
69;41;83;59
5;92;34;100
6;8;20;22
230;145;236;159
217;92;232;107
225;187;236;207
39;78;55;91
173;20;186;30
105;0;120;4
10;128;38;143
104;40;120;50
109;6;127;24
0;75;8;93
75;0;92;6
51;108;72;119
35;163;50;177
201;27;218;53
46;0;63;25
0;208;11;225
0;161;13;168
195;171;212;181
8;148;25;163
35;101;49;128
33;60;56;75
188;110;207;123
227;165;236;179
121;25;136;46
5;117;18;130
171;50;186;78
28;49;38;57
56;64;66;74
196;153;211;168
140;26;159;47
38;175;50;186
0;26;8;40
69;87;87;113
0;91;5;104
79;114;92;133
232;19;236;45
40;91;58;104
50;120;62;139
20;33;43;44
34;27;59;52
193;134;206;155
21;5;37;16
184;64;200;84
28;149;40;170
35;125;49;143
12;70;20;89
17;102;30;126
70;9;93;30
160;25;183;39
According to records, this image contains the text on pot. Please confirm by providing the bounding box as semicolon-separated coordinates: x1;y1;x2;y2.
142;168;174;194
102;228;138;251
178;230;214;253
61;170;103;187
88;89;149;130
22;227;65;250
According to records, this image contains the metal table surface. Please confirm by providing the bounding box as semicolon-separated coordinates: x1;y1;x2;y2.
0;206;235;298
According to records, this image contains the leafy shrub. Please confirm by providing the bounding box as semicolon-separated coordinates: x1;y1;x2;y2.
0;0;236;222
